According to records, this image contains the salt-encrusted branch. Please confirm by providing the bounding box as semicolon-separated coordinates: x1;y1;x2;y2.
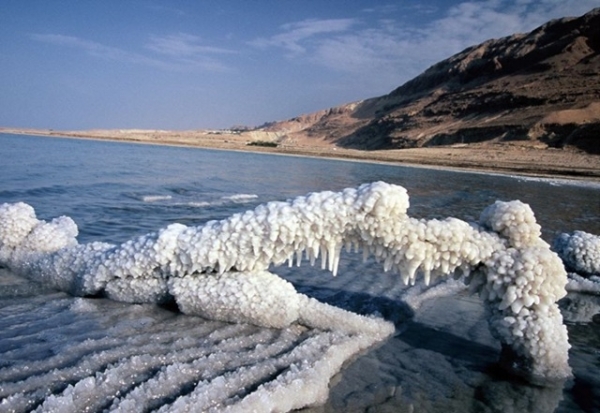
0;182;572;383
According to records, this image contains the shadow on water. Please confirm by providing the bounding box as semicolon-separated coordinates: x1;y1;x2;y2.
300;314;568;413
290;281;415;330
398;320;498;368
292;280;579;413
3;265;595;413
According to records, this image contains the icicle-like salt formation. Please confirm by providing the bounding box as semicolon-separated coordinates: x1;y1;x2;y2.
0;182;572;385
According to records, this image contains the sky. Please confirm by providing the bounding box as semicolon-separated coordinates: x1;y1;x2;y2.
1;0;599;130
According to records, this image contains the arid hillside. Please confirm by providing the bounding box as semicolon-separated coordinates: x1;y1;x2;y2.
3;9;599;179
260;8;600;154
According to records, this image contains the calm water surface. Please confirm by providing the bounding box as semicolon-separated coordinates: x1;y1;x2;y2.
1;133;599;412
1;134;598;244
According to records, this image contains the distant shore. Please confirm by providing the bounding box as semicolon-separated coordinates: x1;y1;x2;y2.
2;127;599;181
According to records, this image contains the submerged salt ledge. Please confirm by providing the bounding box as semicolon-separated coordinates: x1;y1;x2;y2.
0;182;573;400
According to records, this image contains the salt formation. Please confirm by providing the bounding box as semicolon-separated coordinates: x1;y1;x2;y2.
564;273;600;294
0;182;572;391
474;201;571;382
553;231;600;276
560;290;600;323
553;231;600;296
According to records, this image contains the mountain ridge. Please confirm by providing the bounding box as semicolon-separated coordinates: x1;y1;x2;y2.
259;8;600;154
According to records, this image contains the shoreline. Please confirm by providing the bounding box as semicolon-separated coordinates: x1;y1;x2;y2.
2;128;599;182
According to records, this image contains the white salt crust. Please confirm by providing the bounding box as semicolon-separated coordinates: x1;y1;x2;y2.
554;230;600;276
553;231;600;296
566;273;600;294
0;182;572;391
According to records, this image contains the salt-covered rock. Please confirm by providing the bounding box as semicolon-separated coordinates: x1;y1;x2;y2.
169;271;301;328
479;200;542;248
553;231;600;276
481;246;570;382
0;202;43;261
566;273;600;294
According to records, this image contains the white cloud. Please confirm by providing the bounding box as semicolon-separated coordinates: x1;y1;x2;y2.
250;18;357;55
31;33;233;73
418;0;599;60
249;0;598;90
146;33;235;57
31;34;161;66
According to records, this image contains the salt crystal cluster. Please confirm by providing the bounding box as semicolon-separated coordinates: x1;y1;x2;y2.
479;200;542;248
565;273;600;294
0;202;46;261
553;231;600;276
553;231;600;296
476;201;570;382
170;271;301;329
0;182;572;384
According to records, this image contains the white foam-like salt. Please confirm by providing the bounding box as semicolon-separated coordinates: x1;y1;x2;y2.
0;181;578;410
553;230;600;296
186;201;211;208
142;195;173;202
221;193;258;202
553;230;600;276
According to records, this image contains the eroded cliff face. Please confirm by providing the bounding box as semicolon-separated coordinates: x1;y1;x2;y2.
259;8;600;154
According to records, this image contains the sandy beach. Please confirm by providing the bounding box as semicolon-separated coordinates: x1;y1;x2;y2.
2;128;599;181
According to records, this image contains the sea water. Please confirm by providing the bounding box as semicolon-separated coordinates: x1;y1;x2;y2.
0;133;598;412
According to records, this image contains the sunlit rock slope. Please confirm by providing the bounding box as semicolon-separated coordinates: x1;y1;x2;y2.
261;8;600;154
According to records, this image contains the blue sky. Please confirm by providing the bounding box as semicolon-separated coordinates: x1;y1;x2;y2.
1;0;598;130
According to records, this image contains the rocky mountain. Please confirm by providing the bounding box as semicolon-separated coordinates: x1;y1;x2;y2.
260;8;600;154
